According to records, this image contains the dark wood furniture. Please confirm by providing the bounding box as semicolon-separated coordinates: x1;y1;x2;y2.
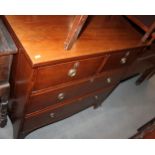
1;15;155;138
0;19;17;127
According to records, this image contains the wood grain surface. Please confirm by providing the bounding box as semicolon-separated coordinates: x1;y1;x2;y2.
5;16;145;66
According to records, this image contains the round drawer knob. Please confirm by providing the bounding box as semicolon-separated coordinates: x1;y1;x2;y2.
120;57;127;64
107;77;111;83
94;95;99;100
68;68;77;77
50;113;55;118
58;93;65;100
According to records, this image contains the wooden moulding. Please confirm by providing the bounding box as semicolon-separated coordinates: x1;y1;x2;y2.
64;15;88;50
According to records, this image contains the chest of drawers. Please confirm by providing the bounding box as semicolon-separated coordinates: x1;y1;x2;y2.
2;15;151;138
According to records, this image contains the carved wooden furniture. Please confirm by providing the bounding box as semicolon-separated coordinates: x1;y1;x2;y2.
2;15;155;138
0;19;17;127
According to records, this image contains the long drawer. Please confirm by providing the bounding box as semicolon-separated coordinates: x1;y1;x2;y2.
33;56;105;91
23;85;116;133
27;68;124;113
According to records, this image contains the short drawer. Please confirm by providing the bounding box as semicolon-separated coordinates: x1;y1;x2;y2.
33;56;105;91
0;55;12;83
27;68;123;113
101;48;141;71
23;86;116;133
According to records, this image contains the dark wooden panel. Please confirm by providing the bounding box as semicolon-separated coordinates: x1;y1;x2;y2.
5;16;144;66
0;55;12;83
33;56;104;90
23;85;116;133
8;52;35;139
27;69;123;113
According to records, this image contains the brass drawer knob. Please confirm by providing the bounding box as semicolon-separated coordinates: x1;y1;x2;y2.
50;113;55;118
94;95;99;100
68;68;77;77
120;57;127;64
58;93;65;100
107;77;112;83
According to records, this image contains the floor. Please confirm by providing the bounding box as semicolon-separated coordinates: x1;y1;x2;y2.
0;75;155;139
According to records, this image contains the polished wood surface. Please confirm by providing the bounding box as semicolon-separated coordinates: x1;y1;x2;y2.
5;16;145;66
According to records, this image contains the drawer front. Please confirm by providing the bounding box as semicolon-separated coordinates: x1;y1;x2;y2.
102;48;140;71
33;56;104;91
23;86;116;133
27;69;123;113
0;55;12;83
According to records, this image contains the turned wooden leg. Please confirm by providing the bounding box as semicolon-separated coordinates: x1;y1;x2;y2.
136;67;154;85
0;100;8;128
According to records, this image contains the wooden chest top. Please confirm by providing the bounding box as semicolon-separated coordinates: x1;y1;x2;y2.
5;15;145;66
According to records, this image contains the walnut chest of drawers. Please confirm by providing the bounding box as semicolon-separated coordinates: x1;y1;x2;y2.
3;15;151;138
